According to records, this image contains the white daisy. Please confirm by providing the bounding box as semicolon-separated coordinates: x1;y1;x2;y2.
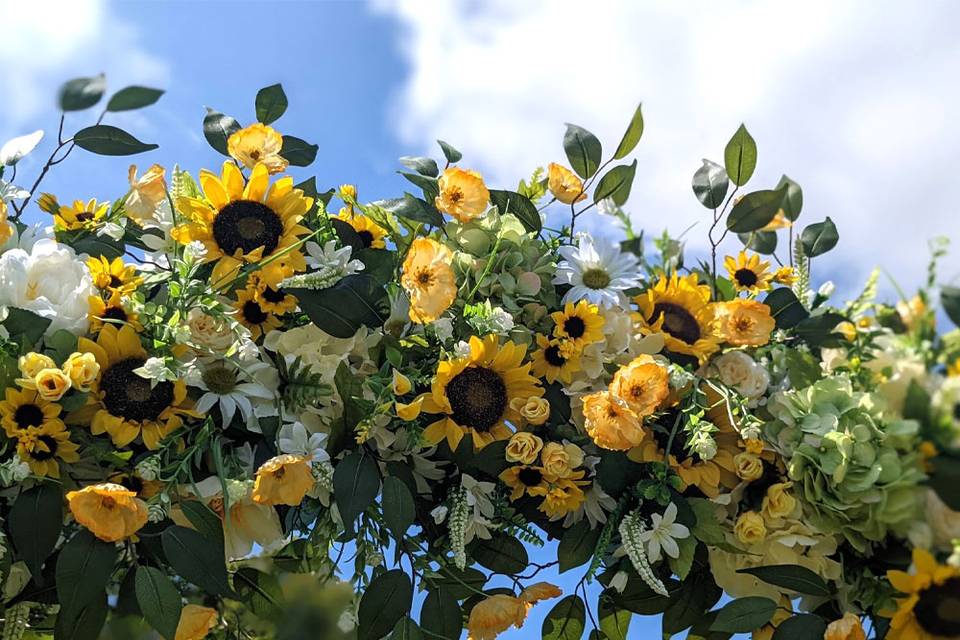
194;360;276;428
553;233;641;308
638;502;690;563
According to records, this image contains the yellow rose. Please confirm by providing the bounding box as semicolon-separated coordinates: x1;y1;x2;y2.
824;613;866;640
18;352;55;379
175;604;218;640
505;433;544;465
186;309;235;353
744;438;764;455
547;163;586;204
396;397;424;421
734;452;764;482
434;167;489;223
66;483;149;542
226;123;288;174
252;454;314;506
62;351;101;392
392;369;412;395
540;442;583;479
761;483;797;521
125;164;167;227
510;396;550;426
734;511;767;545
34;368;72;402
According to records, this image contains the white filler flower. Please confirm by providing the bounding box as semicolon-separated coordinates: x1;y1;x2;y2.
639;502;691;563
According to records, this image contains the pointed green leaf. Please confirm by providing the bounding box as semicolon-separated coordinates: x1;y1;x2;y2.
107;86;164;112
726;188;786;233
56;530;118;626
488;189;541;233
772;614;828;640
332;450;381;531
593;160;637;206
558;520;600;573
710;597;777;633
255;83;288;124
692;159;729;209
289;273;387;339
613;103;644;159
563;124;602;179
203;108;241;156
280;135;318;167
420;588;462;639
724;124;757;186
74;125;158;156
161;525;235;598
776;175;803;221
437;140;462;164
542;595;586;640
799;217;839;257
9;483;63;583
737;565;831;597
135;566;182;640
59;75;105;111
382;476;416;537
358;570;413;640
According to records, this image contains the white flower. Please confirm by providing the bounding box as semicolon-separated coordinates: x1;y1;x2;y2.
194;361;276;428
1;222;52;253
0;130;43;166
0;180;30;203
305;239;364;275
488;306;514;332
553;233;641;308
183;240;208;262
431;317;454;343
638;503;690;563
133;357;177;386
0;238;93;335
689;431;718;460
278;421;330;464
98;220;126;241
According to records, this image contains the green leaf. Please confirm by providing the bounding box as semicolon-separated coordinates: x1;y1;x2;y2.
135;566;183;640
776;175;803;221
609;576;678;615
738;230;777;255
613;103;644;159
764;288;809;329
942;285;960;328
391;616;425;640
593;160;637;206
382;476;416;537
2;307;52;348
689;498;725;546
398;172;439;202
55;591;108;640
437;140;462;164
558;520;601;573
203;108;241;156
399;156;439;178
599;599;631;640
255;83;288;124
724;124;757;186
59;75;105;111
692;159;730;209
45;329;78;363
488;189;542;233
737;565;831;596
56;530;119;626
9;483;63;582
179;500;224;549
420;588;462;640
330;217;364;253
563;124;602;179
430;567;487;600
929;455;960;511
793;312;846;348
161;525;235;598
107;86;164;112
289;273;386;339
726;188;786;233
280;135;318;167
710;597;777;633
333;450;381;531
377;193;444;227
234;568;284;621
470;532;529;574
358;569;413;640
784;348;821;388
69;233;125;259
663;576;717;636
668;536;697;580
542;595;586;640
772;614;828;640
73;125;158;156
799;217;839;258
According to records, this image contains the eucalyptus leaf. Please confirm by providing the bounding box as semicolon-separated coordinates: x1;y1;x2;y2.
437;139;462;163
488;189;541;233
420;588;462;640
255;83;288;124
724;124;757;186
74;125;158;156
710;597;778;633
107;86;164;112
542;595;586;640
563;124;602;179
726;188;786;233
333;450;381;531
135;566;182;640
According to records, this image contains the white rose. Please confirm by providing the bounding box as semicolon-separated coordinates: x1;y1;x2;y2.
737;364;770;399
0;239;93;335
187;309;235;353
714;350;754;386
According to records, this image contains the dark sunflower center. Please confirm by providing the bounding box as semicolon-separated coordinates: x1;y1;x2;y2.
544;345;567;367
101;357;174;423
109;275;124;288
76;212;94;222
563;316;586;339
445;366;508;432
14;404;44;429
242;300;270;325
915;577;960;637
31;434;59;461
102;306;129;323
652;302;701;345
357;230;375;248
517;467;544;487
734;268;758;287
212;200;284;256
261;286;287;304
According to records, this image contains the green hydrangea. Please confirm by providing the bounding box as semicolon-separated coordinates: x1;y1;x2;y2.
765;376;925;552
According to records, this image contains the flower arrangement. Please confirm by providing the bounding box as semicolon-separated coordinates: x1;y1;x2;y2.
0;75;957;640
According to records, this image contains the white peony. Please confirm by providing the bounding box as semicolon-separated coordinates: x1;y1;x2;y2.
0;239;93;335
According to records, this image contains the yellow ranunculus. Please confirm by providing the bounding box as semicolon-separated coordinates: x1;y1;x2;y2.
62;351;101;392
547;163;585;204
251;454;314;506
510;396;550;426
744;438;764;455
175;604;218;640
125;164;167;227
467;594;528;640
583;390;645;451
734;511;767;545
435;167;489;223
762;483;797;521
227;123;288;174
824;613;866;640
734;452;764;482
66;483;149;542
392;369;412;395
395;397;424;421
540;442;584;479
715;299;776;347
609;354;670;417
400;238;457;324
18;352;55;379
33;368;72;402
505;432;543;465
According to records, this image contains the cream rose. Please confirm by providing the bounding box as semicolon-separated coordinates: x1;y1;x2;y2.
34;368;71;401
734;452;764;482
505;433;544;465
62;351;101;392
187;309;236;353
734;511;767;545
541;442;584;478
714;350;754;386
511;396;550;426
762;483;797;521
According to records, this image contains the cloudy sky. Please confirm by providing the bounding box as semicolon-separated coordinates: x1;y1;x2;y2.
2;0;958;636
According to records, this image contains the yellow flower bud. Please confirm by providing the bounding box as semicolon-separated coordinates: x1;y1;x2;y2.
511;396;550;426
505;432;543;465
34;368;72;402
396;397;424;421
36;193;59;214
339;184;358;201
761;483;797;521
734;452;764;482
392;369;412;395
62;352;101;392
824;613;866;640
744;438;764;455
734;511;767;545
19;352;55;379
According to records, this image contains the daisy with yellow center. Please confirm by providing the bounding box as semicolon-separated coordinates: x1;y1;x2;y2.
547;162;586;204
715;299;776;347
171;161;312;288
550;300;605;349
13;421;80;478
71;324;197;449
54;198;109;231
87;256;141;295
886;548;960;640
66;483;148;542
635;273;719;363
89;292;142;333
400;237;457;324
582;390;646;451
435;167;489;223
0;387;65;438
724;251;772;294
234;286;283;340
251;454;314;506
530;334;582;384
419;335;542;450
227;123;289;174
336;209;387;249
609;354;670;417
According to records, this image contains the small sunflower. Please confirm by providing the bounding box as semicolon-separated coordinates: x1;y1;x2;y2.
0;388;64;437
724;251;772;294
634;273;719;363
530;334;581;384
87;256;141;295
71;324;197;449
234;286;282;340
886;548;960;640
89;292;142;333
171;162;312;288
337;210;387;249
420;335;542;450
13;422;80;478
539;477;588;519
54;198;109;231
500;465;554;500
249;271;298;315
550;300;605;349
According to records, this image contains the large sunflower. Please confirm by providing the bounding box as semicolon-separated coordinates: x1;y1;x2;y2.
634;273;719;363
172;162;312;288
13;421;80;478
886;548;960;640
420;335;542;450
87;256;141;296
72;325;197;449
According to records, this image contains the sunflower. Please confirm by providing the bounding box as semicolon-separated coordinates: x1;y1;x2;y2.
400;238;457;324
550;300;605;349
500;465;554;500
249;271;298;315
171;161;312;288
886;548;960;640
12;421;80;478
539;477;587;519
89;292;142;333
336;210;387;249
715;299;775;347
582;390;646;451
87;256;141;296
54;198;109;231
634;273;719;363
530;334;581;384
420;335;542;450
72;324;196;449
724;252;772;294
0;388;64;437
233;286;282;340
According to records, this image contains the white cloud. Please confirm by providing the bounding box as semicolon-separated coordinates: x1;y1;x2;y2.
376;0;960;296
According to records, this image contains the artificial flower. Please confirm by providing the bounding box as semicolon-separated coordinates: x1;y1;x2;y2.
634;272;718;362
0;387;65;437
175;604;218;640
761;483;798;521
227;123;288;174
252;454;314;506
583;390;645;451
734;511;767;545
66;483;148;542
435;167;489;222
466;594;528;640
824;613;866;640
510;396;550;426
550;300;605;349
609;354;670;417
124;163;167;226
540;441;584;479
887;548;960;640
734;451;764;482
194;360;276;428
88;291;142;333
336;210;387;249
547;162;585;204
87;255;141;295
530;334;581;384
12;420;80;478
61;351;101;393
500;465;553;500
392;369;412;395
396;397;424;421
638;503;690;562
400;237;457;323
233;286;282;340
32;368;72;402
724;251;772;294
505;432;544;465
54;198;109;230
553;233;642;308
539;478;587;519
714;299;775;347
